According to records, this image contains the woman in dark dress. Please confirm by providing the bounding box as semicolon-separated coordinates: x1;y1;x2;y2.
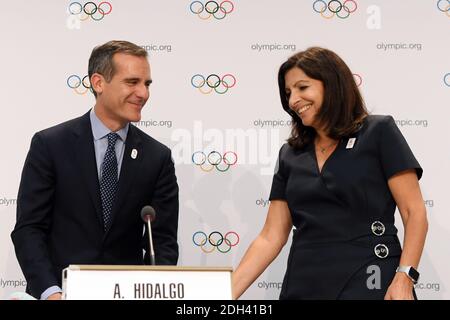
232;47;428;300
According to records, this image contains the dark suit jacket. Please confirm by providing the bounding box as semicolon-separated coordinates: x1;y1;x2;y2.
11;111;179;298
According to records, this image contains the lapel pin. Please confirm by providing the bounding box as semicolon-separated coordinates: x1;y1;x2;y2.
131;149;138;159
346;138;356;149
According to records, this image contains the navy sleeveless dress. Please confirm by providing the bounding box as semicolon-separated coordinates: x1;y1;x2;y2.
269;115;422;299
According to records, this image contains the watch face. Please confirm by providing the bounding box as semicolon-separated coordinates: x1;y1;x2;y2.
408;267;420;283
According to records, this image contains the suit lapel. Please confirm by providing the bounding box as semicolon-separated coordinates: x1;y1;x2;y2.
72;112;104;228
106;125;143;234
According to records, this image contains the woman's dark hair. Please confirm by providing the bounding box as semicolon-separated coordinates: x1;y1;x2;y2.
278;47;368;149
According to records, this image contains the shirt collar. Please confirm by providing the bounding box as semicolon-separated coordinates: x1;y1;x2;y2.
90;108;129;142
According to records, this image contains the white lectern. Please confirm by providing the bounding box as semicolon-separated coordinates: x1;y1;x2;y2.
62;265;232;300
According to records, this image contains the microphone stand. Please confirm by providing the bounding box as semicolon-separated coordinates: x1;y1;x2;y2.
146;218;156;265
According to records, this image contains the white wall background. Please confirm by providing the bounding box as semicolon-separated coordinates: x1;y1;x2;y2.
0;0;448;299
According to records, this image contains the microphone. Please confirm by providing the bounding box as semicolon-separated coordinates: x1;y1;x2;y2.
140;206;156;265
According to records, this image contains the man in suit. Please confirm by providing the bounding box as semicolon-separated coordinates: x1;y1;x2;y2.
11;40;179;300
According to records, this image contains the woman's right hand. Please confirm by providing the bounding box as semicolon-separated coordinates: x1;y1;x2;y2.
231;200;293;300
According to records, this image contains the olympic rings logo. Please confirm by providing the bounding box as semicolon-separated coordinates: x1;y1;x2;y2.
189;1;234;20
67;74;92;95
353;73;362;87
68;1;113;22
192;151;238;172
437;0;450;17
312;0;358;19
191;74;236;94
192;231;239;253
444;73;450;87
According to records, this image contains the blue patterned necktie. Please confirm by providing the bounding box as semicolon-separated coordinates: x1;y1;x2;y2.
100;132;119;231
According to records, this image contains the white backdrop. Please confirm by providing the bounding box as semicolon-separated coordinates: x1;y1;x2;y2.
0;0;448;299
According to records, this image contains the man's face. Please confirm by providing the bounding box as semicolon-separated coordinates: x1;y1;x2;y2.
96;53;151;128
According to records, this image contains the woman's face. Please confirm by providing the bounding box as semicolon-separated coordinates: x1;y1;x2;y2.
284;67;324;129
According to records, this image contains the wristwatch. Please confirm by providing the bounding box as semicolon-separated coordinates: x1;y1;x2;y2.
396;265;420;284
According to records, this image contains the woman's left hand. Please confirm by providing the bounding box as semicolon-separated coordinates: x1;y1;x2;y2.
384;272;415;300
